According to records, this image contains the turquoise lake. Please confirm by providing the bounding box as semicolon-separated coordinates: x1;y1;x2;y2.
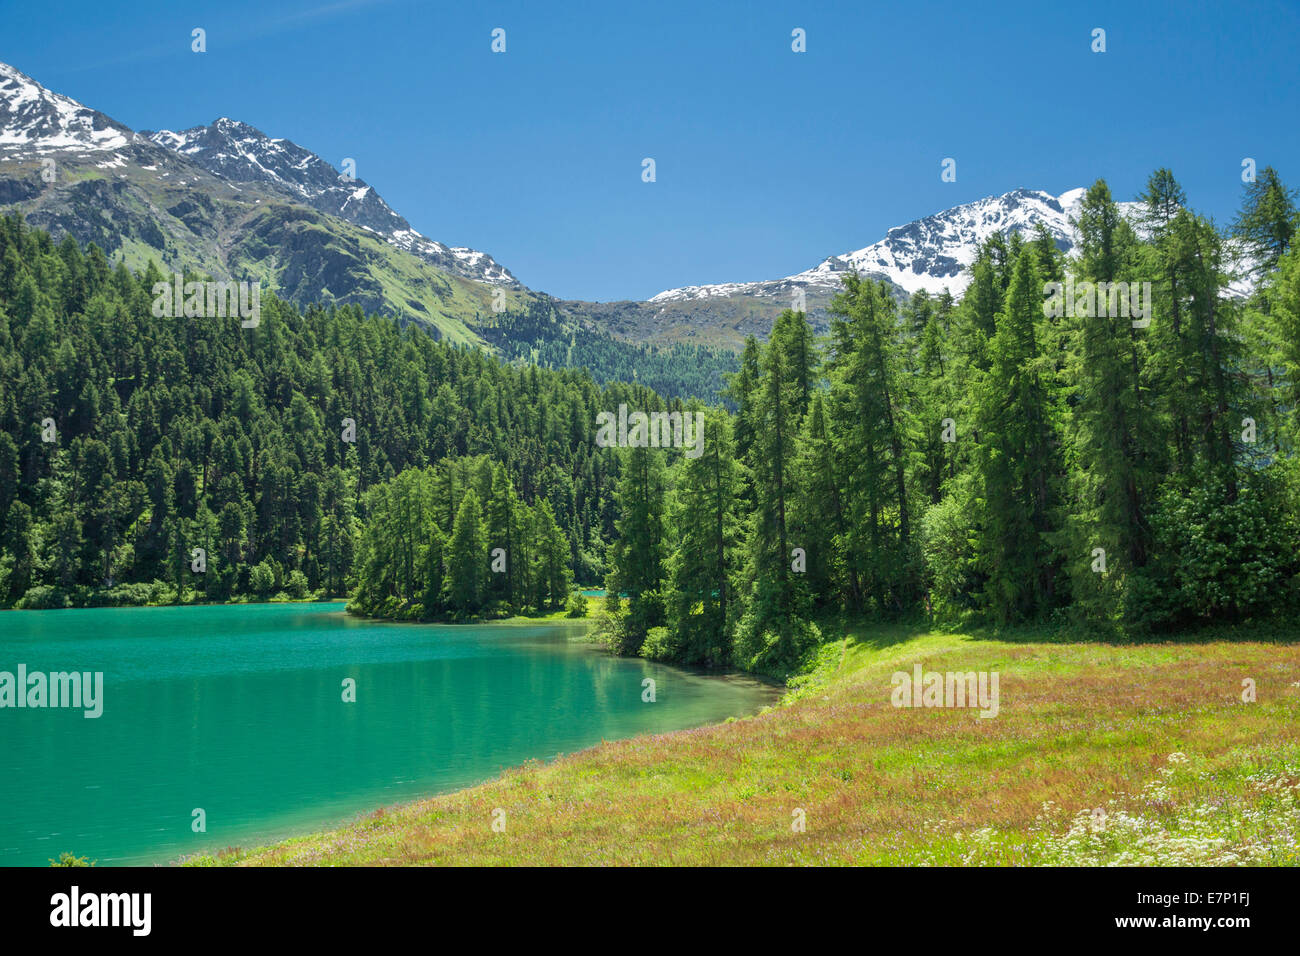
0;602;775;866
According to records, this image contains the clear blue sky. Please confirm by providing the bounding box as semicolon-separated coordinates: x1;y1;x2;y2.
3;0;1297;301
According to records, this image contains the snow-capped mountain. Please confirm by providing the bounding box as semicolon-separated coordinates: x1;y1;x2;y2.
0;59;526;344
650;187;1141;305
1;57;1255;356
145;118;407;233
0;61;134;153
144;117;518;287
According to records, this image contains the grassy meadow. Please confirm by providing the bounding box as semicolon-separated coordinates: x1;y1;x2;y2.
188;624;1300;866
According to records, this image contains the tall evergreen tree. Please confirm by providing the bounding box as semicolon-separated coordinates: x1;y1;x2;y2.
974;249;1064;622
1061;180;1157;620
607;444;667;651
446;489;487;614
735;324;812;671
825;275;916;613
790;392;843;608
664;407;743;665
1233;166;1297;275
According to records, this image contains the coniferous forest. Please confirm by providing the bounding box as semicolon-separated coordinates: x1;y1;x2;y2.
607;172;1300;674
3;170;1300;676
0;215;681;613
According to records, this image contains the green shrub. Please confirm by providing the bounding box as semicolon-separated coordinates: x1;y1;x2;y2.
249;560;275;597
1130;470;1300;630
920;478;983;619
286;570;310;600
595;609;636;655
565;591;588;618
734;611;821;677
639;626;675;661
17;585;71;610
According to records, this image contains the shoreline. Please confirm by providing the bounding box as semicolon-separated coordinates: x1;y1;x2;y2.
0;592;607;615
143;610;775;867
172;666;783;868
184;626;1300;867
6;605;771;867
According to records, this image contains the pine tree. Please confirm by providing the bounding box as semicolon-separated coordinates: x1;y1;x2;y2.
1231;169;1297;451
1233;166;1297;276
825;275;916;613
724;336;762;512
1139;169;1196;469
485;462;520;606
422;524;446;614
974;249;1064;622
790;392;843;608
768;309;818;420
735;325;811;671
533;499;571;610
1172;211;1243;486
665;407;743;665
1264;240;1300;445
446;489;487;614
910;295;957;506
1061;180;1157;620
608;444;667;651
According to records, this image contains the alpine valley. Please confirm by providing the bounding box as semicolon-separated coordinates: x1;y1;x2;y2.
1;59;1172;370
4;5;1300;879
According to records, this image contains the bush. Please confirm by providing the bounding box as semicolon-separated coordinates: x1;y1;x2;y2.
286;570;310;600
565;591;588;618
249;560;275;597
1129;470;1300;630
17;585;71;610
920;479;982;619
595;609;639;655
639;626;675;661
734;611;821;677
148;580;177;605
48;852;95;867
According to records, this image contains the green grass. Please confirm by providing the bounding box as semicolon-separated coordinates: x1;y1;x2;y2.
186;623;1300;866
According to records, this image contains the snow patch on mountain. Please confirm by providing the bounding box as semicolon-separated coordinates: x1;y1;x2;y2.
144;118;519;286
0;59;520;289
650;188;1141;305
0;62;132;153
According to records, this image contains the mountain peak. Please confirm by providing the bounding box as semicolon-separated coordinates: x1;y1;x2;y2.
143;117;519;287
0;57;519;290
649;187;1125;305
0;60;132;153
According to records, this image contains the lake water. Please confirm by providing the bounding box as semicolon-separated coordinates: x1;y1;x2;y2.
0;602;775;866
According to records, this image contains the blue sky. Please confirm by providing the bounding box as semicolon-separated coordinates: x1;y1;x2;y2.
3;0;1298;301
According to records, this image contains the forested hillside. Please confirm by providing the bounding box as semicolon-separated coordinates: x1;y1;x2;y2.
603;170;1300;674
479;298;738;402
4;168;1300;681
0;213;683;609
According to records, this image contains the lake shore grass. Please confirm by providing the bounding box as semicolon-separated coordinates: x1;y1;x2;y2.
187;623;1300;866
